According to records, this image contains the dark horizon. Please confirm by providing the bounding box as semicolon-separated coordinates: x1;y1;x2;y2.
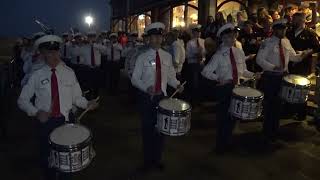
1;0;111;37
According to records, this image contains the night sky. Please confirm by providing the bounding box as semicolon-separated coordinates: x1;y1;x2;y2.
1;0;111;37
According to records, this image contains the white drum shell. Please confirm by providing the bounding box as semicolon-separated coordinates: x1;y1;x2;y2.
230;87;264;120
157;98;191;136
49;124;94;173
281;75;310;104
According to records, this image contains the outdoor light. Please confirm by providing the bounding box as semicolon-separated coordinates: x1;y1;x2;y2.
85;15;94;27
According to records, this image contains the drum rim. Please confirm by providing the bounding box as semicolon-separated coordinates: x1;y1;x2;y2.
158;98;192;115
283;74;311;87
232;86;264;100
49;123;93;149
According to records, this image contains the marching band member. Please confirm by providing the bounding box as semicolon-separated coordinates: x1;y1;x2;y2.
106;33;123;95
202;23;256;154
125;33;150;79
69;33;85;66
186;24;205;106
131;22;183;174
80;31;107;99
166;31;186;80
60;32;72;63
17;35;98;180
21;32;46;86
256;19;312;144
287;12;320;120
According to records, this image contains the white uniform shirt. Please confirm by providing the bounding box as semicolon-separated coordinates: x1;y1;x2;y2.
171;40;186;73
186;38;205;64
131;48;180;96
125;45;149;78
18;62;88;121
60;41;72;59
256;36;303;72
21;55;45;86
69;45;85;65
202;45;254;84
106;43;123;61
81;43;107;67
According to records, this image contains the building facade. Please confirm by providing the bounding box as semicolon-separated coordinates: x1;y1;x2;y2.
110;0;316;35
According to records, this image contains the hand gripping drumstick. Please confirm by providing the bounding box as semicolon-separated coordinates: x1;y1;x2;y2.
77;96;100;121
170;81;187;99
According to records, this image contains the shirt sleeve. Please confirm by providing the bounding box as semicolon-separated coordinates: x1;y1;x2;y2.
172;43;180;66
71;72;88;109
186;41;192;59
256;42;276;71
287;41;303;62
17;73;39;116
201;54;219;81
166;55;180;88
131;54;149;92
238;49;254;78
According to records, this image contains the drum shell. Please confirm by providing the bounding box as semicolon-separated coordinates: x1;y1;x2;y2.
230;88;264;120
281;78;310;104
157;99;192;136
49;124;94;173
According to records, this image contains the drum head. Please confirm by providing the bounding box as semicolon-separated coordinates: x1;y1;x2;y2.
50;124;91;146
284;74;310;86
233;87;262;97
159;98;191;111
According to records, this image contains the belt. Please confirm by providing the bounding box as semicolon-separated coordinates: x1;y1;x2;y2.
263;71;286;76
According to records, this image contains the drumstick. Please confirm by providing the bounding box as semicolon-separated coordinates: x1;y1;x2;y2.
77;96;100;121
170;81;187;99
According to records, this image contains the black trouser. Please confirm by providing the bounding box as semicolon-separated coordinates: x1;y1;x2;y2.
106;61;120;94
38;117;71;180
260;72;284;139
136;90;165;165
215;83;236;151
100;55;108;88
86;67;102;100
187;63;202;106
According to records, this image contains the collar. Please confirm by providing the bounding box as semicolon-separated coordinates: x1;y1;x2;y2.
271;35;281;41
220;43;232;50
44;62;65;72
295;28;304;37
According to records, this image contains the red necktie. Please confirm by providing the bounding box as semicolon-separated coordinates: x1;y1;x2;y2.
111;44;114;61
230;48;238;85
91;44;95;66
51;69;61;117
279;39;285;70
63;44;67;57
155;51;162;93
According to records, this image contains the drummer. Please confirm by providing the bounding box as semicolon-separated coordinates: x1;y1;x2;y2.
131;22;183;174
201;23;258;154
17;35;98;180
256;19;313;144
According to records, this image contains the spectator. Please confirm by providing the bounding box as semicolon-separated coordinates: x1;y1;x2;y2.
269;10;281;21
204;15;216;38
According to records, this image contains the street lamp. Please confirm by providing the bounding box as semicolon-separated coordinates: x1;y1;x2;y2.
85;15;94;27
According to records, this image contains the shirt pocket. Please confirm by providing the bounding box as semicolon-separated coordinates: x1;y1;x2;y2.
142;60;156;77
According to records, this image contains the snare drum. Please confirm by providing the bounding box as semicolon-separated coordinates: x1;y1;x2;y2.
49;124;94;173
280;74;310;104
230;87;264;120
157;98;191;136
